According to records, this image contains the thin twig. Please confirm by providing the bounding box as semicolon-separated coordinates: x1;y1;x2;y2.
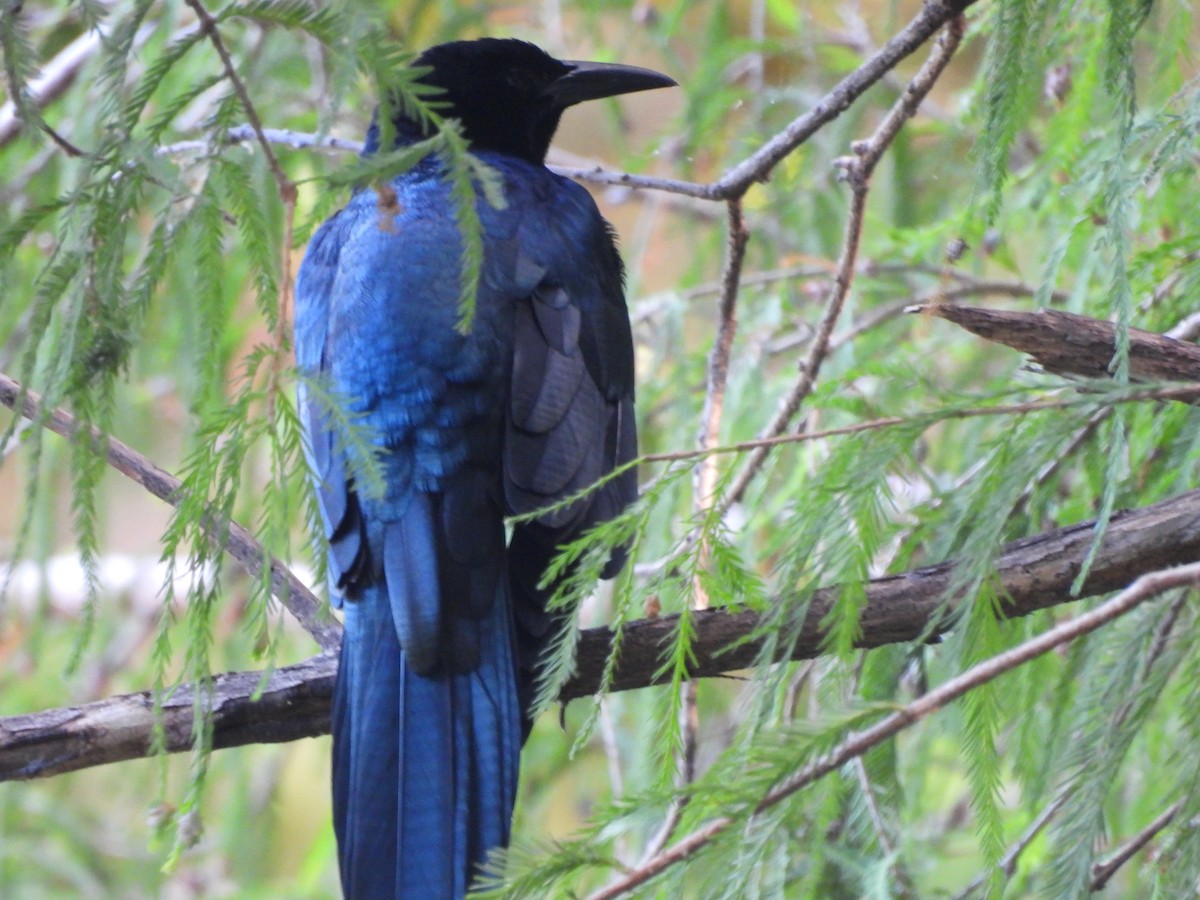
1090;800;1183;891
834;3;951;122
1014;406;1111;515
270;183;297;414
723;15;966;509
597;696;633;864
0;371;339;652
183;0;296;206
952;792;1071;899
662;200;750;842
853;756;897;857
156;123;365;156
634;385;1200;468
689;200;749;610
587;560;1200;899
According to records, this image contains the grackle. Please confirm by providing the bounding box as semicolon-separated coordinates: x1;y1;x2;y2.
295;38;675;899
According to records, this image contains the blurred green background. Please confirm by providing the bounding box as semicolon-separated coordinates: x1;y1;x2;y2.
2;0;1200;897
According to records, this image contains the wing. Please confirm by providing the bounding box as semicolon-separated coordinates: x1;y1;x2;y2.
295;210;370;611
502;189;639;723
303;183;521;897
504;280;637;538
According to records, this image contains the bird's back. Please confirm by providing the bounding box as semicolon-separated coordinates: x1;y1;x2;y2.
297;154;637;896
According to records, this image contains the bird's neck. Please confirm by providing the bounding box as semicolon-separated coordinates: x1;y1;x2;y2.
362;113;430;156
362;108;557;166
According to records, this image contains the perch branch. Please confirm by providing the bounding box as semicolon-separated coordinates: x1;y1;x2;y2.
5;486;1200;780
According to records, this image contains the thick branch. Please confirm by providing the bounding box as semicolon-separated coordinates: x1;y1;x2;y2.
5;487;1200;781
0;655;336;779
915;304;1200;384
571;485;1200;695
590;560;1200;898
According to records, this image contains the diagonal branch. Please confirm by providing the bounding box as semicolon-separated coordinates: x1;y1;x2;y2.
588;560;1200;898
551;0;979;199
182;0;295;205
5;485;1200;781
1089;800;1183;891
724;13;966;508
155;1;980;203
0;371;340;653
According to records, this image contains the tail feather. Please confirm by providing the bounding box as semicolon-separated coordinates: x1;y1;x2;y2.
333;577;521;898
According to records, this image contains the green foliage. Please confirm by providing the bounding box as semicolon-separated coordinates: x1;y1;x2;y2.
2;0;1198;897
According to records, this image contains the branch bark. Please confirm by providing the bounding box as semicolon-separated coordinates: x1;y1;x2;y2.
914;304;1200;384
0;371;341;652
6;486;1200;781
589;560;1200;899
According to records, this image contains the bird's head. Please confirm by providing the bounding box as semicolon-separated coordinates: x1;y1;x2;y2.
371;38;675;164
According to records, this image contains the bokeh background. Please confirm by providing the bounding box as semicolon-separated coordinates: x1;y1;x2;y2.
2;0;1199;897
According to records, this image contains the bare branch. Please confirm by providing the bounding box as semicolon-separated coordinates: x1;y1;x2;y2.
694;199;750;525
0;371;340;653
551;0;979;200
662;199;751;839
154;1;978;202
6;485;1200;781
590;560;1200;898
1089;800;1183;891
156;123;365;157
915;305;1200;384
724;14;966;508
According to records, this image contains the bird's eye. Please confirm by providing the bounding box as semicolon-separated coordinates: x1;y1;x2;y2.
505;69;539;92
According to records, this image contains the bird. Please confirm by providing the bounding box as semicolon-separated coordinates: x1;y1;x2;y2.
294;38;675;899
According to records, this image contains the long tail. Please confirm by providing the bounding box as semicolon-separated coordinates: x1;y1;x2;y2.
332;573;522;898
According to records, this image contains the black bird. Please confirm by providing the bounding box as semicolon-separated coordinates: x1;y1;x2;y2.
294;38;675;898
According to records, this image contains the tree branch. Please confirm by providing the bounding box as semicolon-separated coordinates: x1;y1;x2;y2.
571;485;1200;695
915;304;1200;384
156;1;980;202
5;486;1200;781
0;371;340;653
589;560;1200;898
953;793;1071;899
724;13;965;507
1089;800;1183;891
183;0;295;206
0;654;336;779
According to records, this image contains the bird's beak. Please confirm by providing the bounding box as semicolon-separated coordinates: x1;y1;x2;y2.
545;60;676;109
